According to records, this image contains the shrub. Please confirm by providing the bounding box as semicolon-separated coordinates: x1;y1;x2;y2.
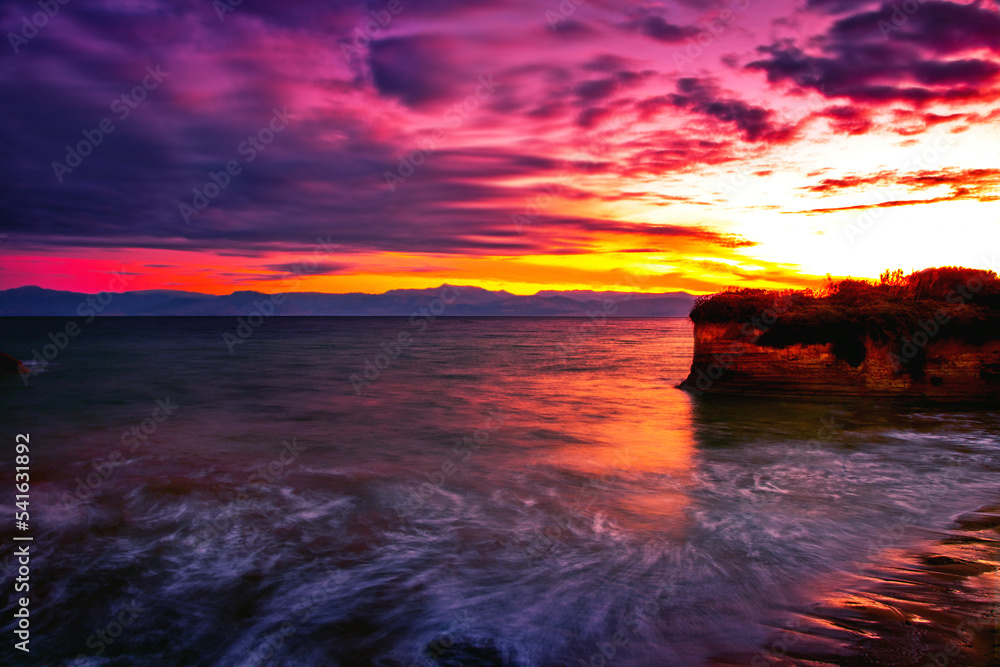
689;267;1000;367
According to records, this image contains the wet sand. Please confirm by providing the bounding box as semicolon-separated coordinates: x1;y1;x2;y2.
714;504;1000;666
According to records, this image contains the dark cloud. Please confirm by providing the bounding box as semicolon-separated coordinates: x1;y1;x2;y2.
638;16;700;43
0;0;753;270
7;0;993;276
527;101;568;119
804;0;880;14
550;19;599;38
377;0;518;18
668;78;794;142
575;78;618;102
913;59;1000;86
264;262;352;276
831;1;1000;54
574;68;653;104
368;36;461;108
748;1;1000;118
582;54;634;73
577;106;614;129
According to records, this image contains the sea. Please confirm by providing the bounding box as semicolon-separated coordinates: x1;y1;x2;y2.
0;317;997;666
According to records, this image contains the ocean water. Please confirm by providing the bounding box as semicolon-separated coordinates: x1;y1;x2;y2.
0;317;997;666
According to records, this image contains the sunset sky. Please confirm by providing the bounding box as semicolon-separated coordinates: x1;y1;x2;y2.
2;0;999;295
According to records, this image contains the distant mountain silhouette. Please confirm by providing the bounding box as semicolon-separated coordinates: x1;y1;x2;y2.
0;285;696;317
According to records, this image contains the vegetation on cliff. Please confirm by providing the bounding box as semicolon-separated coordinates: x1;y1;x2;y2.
690;267;1000;376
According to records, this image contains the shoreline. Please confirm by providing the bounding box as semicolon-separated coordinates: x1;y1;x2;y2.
717;502;999;666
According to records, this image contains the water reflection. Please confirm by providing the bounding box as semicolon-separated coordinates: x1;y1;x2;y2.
0;317;996;665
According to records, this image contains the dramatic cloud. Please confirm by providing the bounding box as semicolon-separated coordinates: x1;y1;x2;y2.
1;0;998;294
749;1;1000;121
264;262;353;277
668;78;794;142
804;0;880;14
636;15;700;43
368;36;464;109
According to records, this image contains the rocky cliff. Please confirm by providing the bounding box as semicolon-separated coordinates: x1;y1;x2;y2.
680;321;1000;398
679;267;1000;399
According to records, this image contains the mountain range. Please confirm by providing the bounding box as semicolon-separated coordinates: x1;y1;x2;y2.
0;285;696;317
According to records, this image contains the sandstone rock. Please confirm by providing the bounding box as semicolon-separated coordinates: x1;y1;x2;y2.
680;267;1000;399
681;320;1000;398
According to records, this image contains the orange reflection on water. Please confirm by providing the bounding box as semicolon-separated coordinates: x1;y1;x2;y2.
521;354;698;541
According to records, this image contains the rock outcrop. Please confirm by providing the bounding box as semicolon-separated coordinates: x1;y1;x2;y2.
680;267;1000;399
0;351;28;377
680;321;1000;398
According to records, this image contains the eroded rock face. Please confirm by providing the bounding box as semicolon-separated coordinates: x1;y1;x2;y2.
0;351;28;377
680;322;1000;398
